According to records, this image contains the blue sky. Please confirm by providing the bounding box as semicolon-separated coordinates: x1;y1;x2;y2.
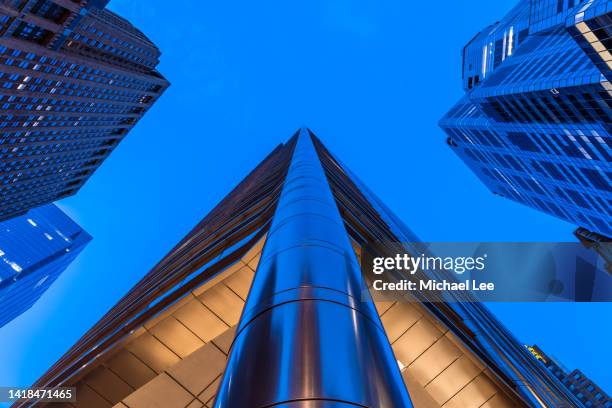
0;0;610;399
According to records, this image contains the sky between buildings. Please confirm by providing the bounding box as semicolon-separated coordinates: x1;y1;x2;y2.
0;0;610;400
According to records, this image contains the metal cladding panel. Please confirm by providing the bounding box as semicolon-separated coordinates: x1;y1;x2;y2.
214;129;413;407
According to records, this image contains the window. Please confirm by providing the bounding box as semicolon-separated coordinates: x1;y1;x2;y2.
508;132;540;152
581;168;612;192
557;0;564;13
541;162;565;181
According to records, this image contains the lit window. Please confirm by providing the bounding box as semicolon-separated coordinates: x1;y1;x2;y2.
44;232;53;240
10;262;22;272
508;26;514;56
55;229;70;242
397;360;406;370
27;218;37;227
482;45;488;78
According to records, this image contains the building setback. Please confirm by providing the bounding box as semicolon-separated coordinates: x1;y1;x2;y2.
440;0;612;239
0;203;90;328
527;344;612;407
14;129;588;408
0;0;168;221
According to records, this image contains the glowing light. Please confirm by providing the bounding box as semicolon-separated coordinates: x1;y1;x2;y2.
508;26;514;56
397;359;406;371
482;45;488;78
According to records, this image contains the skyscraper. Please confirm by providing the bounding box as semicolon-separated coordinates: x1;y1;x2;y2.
0;203;90;328
527;345;612;407
439;0;611;239
0;0;169;221
14;129;587;408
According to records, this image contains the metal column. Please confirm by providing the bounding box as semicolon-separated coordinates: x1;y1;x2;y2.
214;129;413;408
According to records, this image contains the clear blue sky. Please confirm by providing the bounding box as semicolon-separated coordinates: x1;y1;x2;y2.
0;0;610;400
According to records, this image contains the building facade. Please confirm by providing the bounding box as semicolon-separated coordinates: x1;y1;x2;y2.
14;129;590;408
440;0;612;239
527;345;612;407
0;203;90;328
0;0;168;221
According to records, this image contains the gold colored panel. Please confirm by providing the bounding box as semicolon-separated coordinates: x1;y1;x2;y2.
583;31;598;43
576;21;589;34
186;400;205;408
84;366;133;404
122;373;194;408
425;354;482;406
374;300;395;316
74;383;112;408
204;395;216;408
393;318;444;366
592;40;606;52
242;236;266;265
198;375;222;405
173;298;229;342
211;326;236;356
445;334;485;372
166;343;227;396
125;332;180;373
419;308;450;335
198;284;244;326
246;252;261;271
479;392;518;408
401;370;440;408
148;316;205;358
443;374;497;408
407;334;462;387
112;403;128;408
143;295;194;330
191;261;243;298
380;302;422;343
106;350;157;390
223;266;254;300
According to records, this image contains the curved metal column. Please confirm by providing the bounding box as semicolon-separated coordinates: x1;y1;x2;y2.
214;129;413;408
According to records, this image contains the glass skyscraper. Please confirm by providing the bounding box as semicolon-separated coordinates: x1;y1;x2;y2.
0;0;169;221
13;129;589;408
0;203;90;328
440;0;611;240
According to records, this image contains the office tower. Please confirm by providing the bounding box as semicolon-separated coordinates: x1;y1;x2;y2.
0;0;169;221
15;129;587;408
527;345;612;407
0;203;90;328
562;371;612;407
439;0;612;239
